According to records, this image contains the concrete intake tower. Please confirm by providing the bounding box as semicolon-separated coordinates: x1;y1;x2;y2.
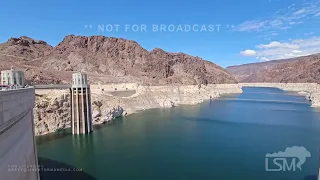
71;72;93;134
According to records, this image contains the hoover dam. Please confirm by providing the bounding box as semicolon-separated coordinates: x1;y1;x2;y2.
1;81;320;180
0;88;39;180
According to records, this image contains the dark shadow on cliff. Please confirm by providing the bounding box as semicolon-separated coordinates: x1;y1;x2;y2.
36;128;72;145
38;157;97;180
302;175;317;180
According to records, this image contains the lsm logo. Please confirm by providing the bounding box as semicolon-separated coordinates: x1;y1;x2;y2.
265;146;311;171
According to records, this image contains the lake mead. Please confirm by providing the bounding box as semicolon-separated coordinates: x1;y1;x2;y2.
37;87;320;180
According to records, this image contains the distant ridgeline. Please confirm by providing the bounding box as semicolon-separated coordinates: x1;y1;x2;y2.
226;54;320;83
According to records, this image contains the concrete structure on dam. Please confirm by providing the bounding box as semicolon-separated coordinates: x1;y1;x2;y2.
1;67;25;86
0;88;39;180
71;72;93;134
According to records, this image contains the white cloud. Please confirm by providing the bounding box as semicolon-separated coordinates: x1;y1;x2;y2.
269;19;283;27
240;49;257;56
235;20;266;32
284;53;296;57
256;41;300;49
294;9;306;15
289;21;303;25
293;37;320;47
257;57;270;61
234;0;320;33
304;32;314;36
241;36;320;60
288;4;296;10
292;50;303;54
255;32;279;40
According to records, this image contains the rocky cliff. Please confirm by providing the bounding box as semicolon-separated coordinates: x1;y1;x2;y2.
0;36;52;60
34;90;71;135
226;54;320;83
0;35;237;85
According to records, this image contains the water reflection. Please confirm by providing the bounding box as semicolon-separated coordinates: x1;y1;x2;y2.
71;134;94;149
36;128;71;145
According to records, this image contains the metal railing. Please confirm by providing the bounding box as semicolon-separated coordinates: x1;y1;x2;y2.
33;84;71;89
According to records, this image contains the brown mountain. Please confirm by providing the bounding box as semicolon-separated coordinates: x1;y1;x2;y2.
0;36;52;70
0;36;62;84
226;54;320;83
1;35;237;85
0;36;52;59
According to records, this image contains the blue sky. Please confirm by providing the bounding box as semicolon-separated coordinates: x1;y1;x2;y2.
1;0;320;67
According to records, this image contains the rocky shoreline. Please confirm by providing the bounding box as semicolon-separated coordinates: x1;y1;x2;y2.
239;83;320;107
33;83;320;136
34;84;243;136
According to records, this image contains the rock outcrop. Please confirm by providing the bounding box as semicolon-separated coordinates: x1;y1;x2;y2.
0;36;52;60
34;90;71;135
91;100;124;124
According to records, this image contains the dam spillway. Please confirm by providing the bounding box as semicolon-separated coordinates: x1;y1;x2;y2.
0;88;39;180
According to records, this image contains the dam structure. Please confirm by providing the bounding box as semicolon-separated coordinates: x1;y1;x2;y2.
1;67;25;86
0;87;39;180
71;72;93;134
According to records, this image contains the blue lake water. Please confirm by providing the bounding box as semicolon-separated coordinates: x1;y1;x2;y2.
37;87;320;180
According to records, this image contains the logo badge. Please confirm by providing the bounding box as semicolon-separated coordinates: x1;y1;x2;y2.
265;146;311;171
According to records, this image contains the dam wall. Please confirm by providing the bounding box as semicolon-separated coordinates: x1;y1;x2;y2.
0;88;39;180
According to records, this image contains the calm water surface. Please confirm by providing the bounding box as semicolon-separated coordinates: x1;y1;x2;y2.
37;87;320;180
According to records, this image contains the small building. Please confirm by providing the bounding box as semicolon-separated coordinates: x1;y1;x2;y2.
71;72;93;134
1;67;25;86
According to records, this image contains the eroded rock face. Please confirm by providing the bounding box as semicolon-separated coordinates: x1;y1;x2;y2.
34;91;126;136
91;100;124;124
34;91;71;135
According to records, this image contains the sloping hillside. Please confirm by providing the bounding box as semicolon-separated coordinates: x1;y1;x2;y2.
0;35;237;85
226;54;320;83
